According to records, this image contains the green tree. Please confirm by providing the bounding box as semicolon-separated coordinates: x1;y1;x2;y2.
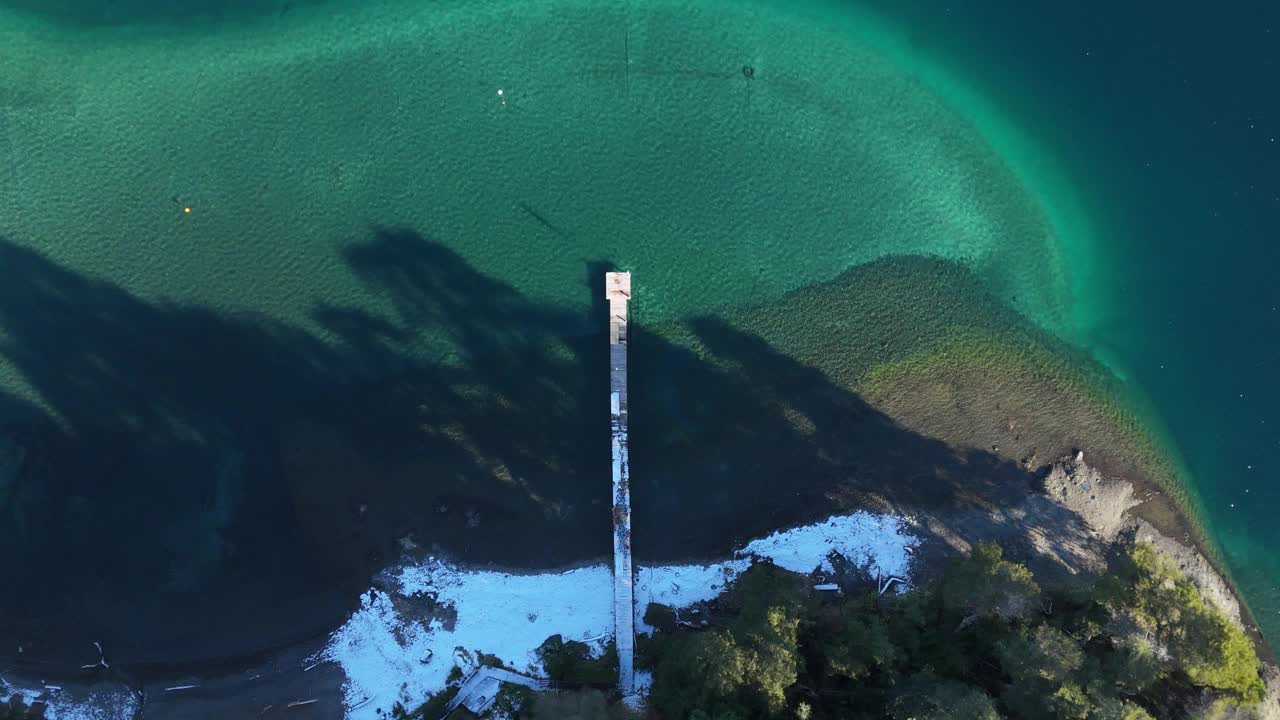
491;684;537;718
941;542;1040;626
651;629;749;719
531;689;623;720
537;635;618;687
1089;696;1156;720
888;672;1001;720
735;605;801;715
1124;544;1202;641
1002;681;1092;720
822;603;897;680
649;564;805;719
0;704;31;720
730;563;810;625
1120;544;1263;703
998;625;1084;685
1101;625;1166;694
998;626;1105;720
1179;610;1264;703
645;542;1264;720
689;710;747;720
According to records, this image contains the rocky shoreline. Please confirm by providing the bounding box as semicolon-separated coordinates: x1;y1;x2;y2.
1046;454;1250;636
907;452;1280;718
906;452;1255;635
1055;455;1280;717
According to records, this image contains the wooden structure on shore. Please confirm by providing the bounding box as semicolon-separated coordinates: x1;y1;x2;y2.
606;271;635;695
440;667;548;719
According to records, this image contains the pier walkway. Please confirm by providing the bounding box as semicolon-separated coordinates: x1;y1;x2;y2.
606;271;635;695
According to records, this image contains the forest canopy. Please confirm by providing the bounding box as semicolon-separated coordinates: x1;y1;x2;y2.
641;542;1264;720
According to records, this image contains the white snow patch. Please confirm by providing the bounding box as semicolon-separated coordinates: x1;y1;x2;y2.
632;670;653;693
738;512;916;578
623;670;654;711
323;559;613;719
325;512;916;719
633;512;916;634
0;679;139;720
41;688;141;720
634;561;748;635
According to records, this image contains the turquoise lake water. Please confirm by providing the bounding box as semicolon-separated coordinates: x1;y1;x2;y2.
860;0;1280;644
1;0;1277;663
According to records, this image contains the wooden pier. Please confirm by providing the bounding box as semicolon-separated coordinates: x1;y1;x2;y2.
606;271;635;695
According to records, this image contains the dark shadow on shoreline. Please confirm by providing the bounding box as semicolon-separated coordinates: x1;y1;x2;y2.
0;230;1104;685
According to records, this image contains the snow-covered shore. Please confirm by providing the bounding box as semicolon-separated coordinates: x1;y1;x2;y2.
0;679;139;720
321;511;918;719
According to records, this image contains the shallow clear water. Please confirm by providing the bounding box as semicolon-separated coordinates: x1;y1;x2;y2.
0;0;1277;664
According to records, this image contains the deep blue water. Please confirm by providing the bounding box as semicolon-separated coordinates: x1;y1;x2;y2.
864;0;1280;636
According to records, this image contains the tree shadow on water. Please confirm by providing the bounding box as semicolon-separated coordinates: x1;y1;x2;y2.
0;227;1069;678
629;314;1034;555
